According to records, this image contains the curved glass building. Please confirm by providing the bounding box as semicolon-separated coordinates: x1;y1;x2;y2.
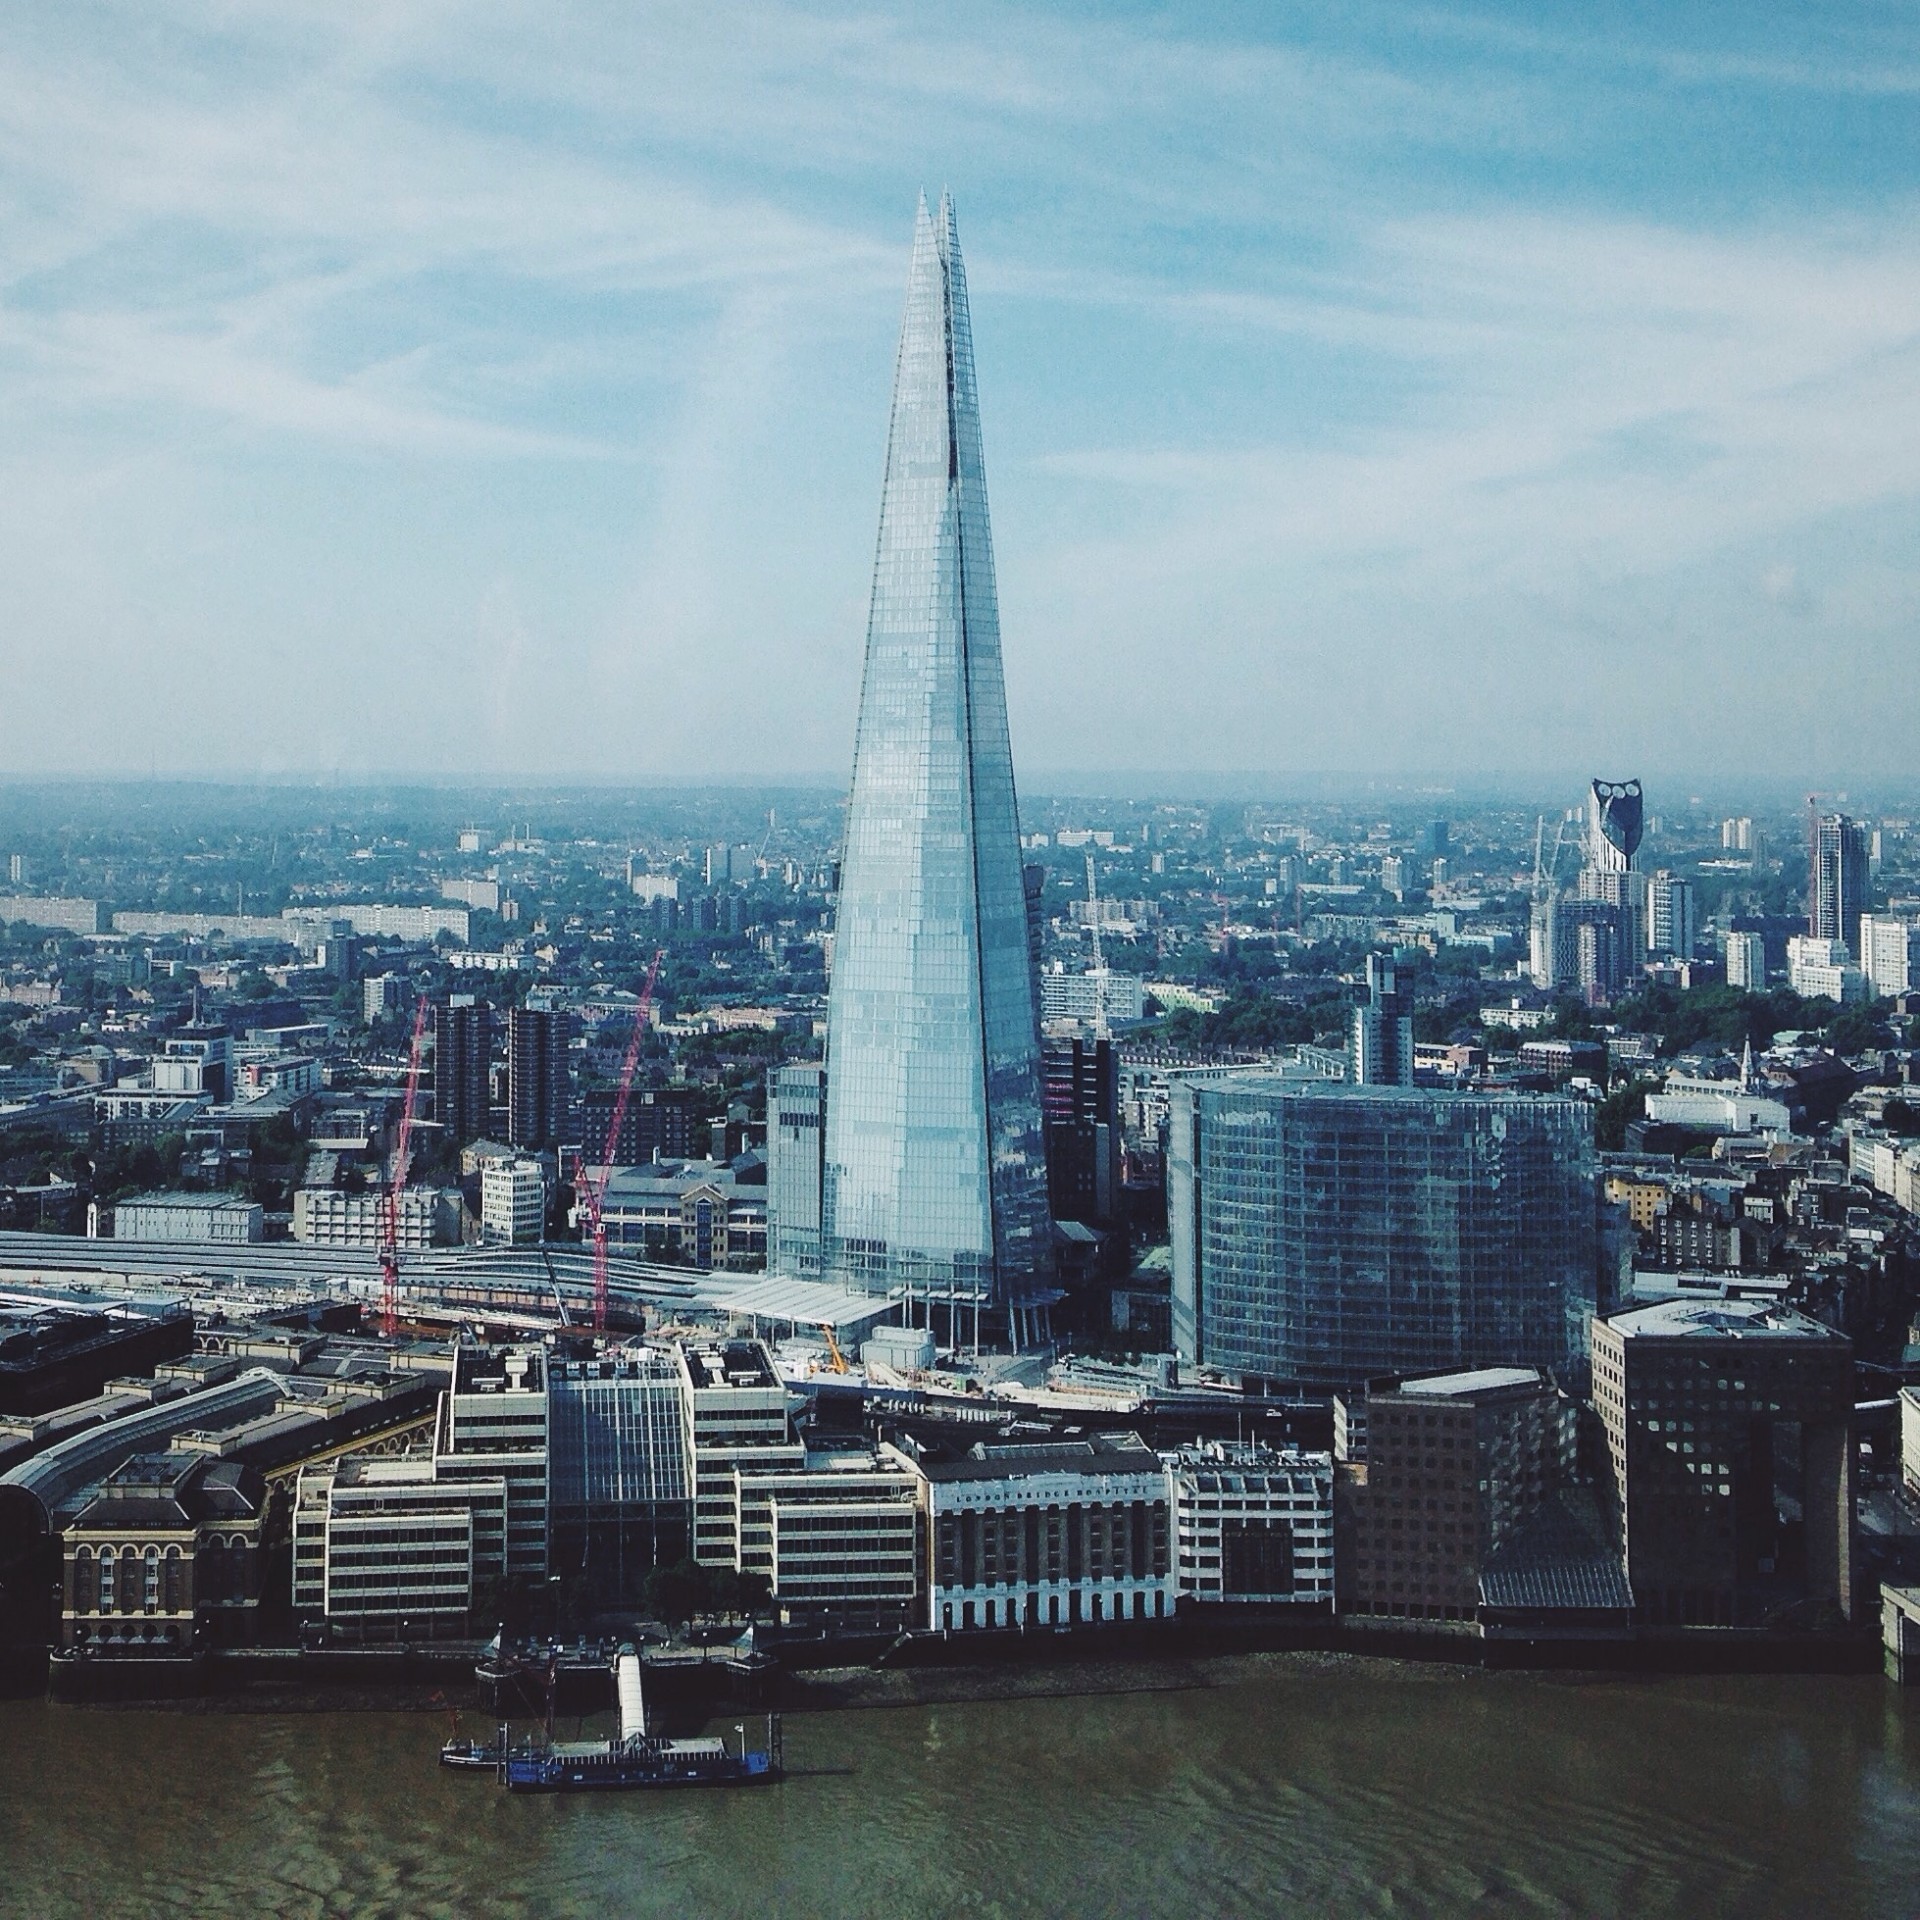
819;194;1051;1321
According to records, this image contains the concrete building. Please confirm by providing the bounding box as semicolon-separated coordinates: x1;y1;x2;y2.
433;996;493;1144
1590;1300;1855;1628
0;896;106;936
1170;1077;1598;1389
767;1062;826;1277
918;1432;1174;1632
291;1185;461;1250
1858;915;1920;998
1335;1368;1578;1626
676;1341;800;1569
1787;935;1867;1004
507;1006;569;1151
110;1195;264;1245
433;1345;548;1582
1725;931;1767;991
363;973;407;1024
1038;969;1147;1028
1167;1443;1333;1607
734;1445;923;1622
480;1158;546;1246
293;1456;505;1633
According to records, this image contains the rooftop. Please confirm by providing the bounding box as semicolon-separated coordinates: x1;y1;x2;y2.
1604;1299;1844;1342
919;1431;1160;1485
1392;1367;1549;1401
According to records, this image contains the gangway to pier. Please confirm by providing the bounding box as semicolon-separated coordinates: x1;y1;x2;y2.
615;1648;647;1746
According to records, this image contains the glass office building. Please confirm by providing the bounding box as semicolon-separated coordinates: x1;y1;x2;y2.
547;1352;689;1602
820;193;1050;1315
1170;1077;1597;1389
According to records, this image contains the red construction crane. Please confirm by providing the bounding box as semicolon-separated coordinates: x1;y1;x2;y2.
575;949;664;1334
379;992;432;1338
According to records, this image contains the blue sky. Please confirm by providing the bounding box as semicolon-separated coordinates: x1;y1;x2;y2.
3;2;1918;785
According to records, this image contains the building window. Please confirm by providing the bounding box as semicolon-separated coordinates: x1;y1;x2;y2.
98;1549;116;1614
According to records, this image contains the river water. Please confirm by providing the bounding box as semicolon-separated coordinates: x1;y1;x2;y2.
4;1657;1919;1918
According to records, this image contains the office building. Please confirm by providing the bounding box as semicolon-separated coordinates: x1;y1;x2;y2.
1591;1300;1855;1627
480;1159;546;1245
734;1445;923;1622
1725;931;1767;991
1170;1078;1597;1389
1042;1036;1121;1230
292;1456;504;1633
507;1006;569;1150
1352;953;1414;1087
676;1341;800;1568
918;1433;1174;1631
1787;935;1867;1004
1423;820;1450;859
1167;1443;1334;1607
598;1161;766;1270
433;1345;547;1581
767;1063;826;1276
433;996;493;1144
819;194;1051;1332
1858;915;1920;998
1336;1368;1576;1625
1646;872;1695;960
1809;813;1870;959
547;1350;690;1601
1037;968;1147;1028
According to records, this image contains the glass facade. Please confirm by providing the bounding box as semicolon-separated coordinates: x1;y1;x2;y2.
767;1061;826;1276
822;193;1050;1307
1171;1077;1596;1388
547;1353;690;1601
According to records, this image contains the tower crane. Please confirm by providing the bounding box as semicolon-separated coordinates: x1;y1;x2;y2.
378;993;432;1338
574;949;665;1334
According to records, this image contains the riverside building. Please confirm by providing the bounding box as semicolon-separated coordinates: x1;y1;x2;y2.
1167;1443;1334;1607
918;1433;1174;1631
811;194;1052;1343
1170;1078;1598;1389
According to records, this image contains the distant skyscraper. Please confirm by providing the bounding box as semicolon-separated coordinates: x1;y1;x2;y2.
1724;930;1767;991
1646;872;1695;960
1352;953;1414;1086
820;194;1051;1333
768;1062;826;1277
1586;779;1644;876
1809;812;1870;959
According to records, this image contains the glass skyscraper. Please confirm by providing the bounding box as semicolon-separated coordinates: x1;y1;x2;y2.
819;193;1051;1319
1170;1076;1597;1389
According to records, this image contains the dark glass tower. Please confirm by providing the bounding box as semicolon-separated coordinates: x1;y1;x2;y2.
820;193;1051;1318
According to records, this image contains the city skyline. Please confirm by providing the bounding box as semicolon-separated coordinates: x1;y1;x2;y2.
5;6;1920;783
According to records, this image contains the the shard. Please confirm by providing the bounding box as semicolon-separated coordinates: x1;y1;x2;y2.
820;192;1052;1325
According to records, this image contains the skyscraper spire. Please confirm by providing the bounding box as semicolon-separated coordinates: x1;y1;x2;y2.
818;193;1051;1326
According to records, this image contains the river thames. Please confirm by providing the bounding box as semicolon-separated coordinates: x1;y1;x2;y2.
4;1657;1919;1918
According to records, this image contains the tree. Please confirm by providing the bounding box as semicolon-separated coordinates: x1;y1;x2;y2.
1594;1078;1656;1152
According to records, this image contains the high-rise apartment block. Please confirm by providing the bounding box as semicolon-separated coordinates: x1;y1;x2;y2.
506;1005;569;1150
1857;914;1920;998
433;996;493;1144
818;195;1051;1332
1787;935;1867;1003
1809;812;1870;959
1591;1301;1855;1628
1724;931;1767;991
1041;1036;1121;1229
1646;871;1695;960
1170;1077;1598;1389
1352;953;1413;1086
